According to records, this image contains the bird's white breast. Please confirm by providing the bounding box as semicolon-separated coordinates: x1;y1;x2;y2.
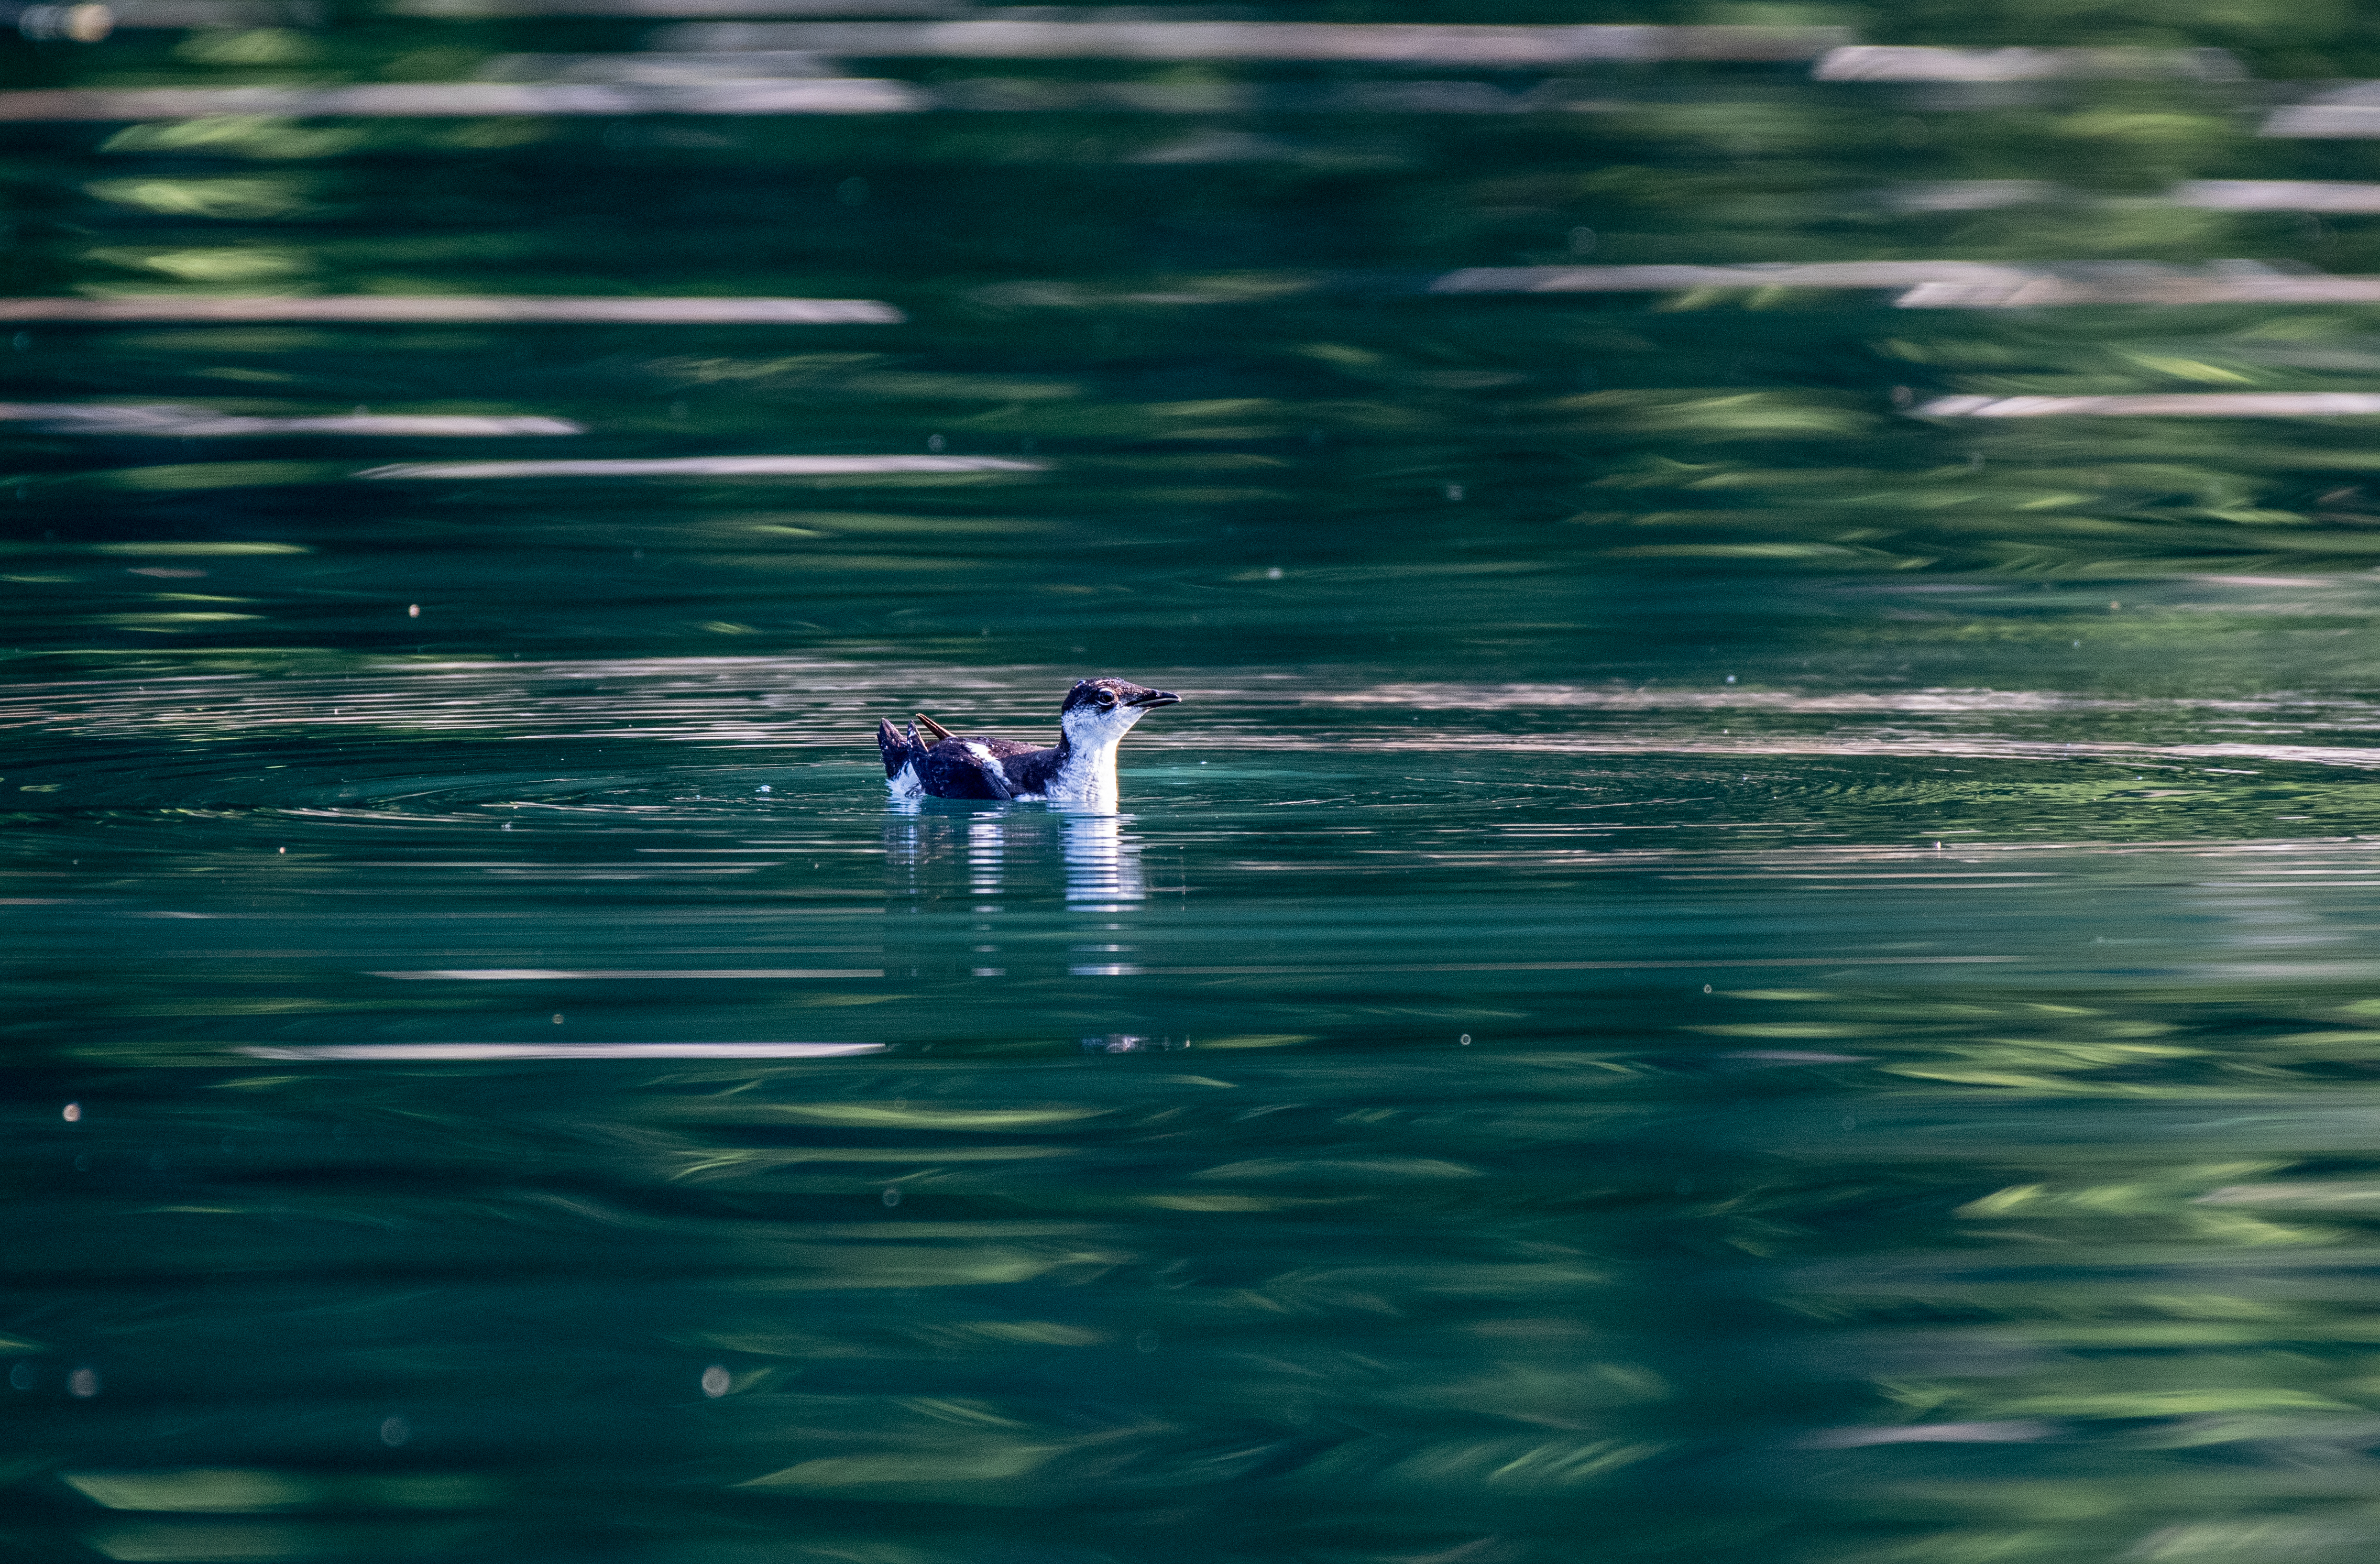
1046;738;1120;808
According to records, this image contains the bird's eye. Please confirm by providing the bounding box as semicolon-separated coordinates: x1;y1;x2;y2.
1096;691;1115;708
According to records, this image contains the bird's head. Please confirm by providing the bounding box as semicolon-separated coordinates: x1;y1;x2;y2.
1060;677;1179;747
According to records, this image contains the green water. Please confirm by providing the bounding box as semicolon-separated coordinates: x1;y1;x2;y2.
18;4;2380;1562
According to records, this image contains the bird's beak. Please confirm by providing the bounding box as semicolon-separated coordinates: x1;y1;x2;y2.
1128;689;1180;708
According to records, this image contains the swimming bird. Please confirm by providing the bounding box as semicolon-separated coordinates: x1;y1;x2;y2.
878;677;1179;808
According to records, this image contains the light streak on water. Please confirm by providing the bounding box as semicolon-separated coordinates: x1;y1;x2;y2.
356;455;1045;479
1431;262;2380;308
0;403;584;437
371;967;885;978
1812;45;2240;81
1920;394;2380;417
237;1041;884;1058
2170;180;2380;211
0;296;904;323
0;78;930;118
542;19;1857;62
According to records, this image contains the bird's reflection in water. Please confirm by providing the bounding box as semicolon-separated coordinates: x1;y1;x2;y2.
968;813;1008;977
1062;811;1146;908
878;799;934;906
967;812;1006;901
1065;810;1145;979
878;803;1148;990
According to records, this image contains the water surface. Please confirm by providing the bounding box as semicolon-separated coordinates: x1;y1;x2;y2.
15;5;2380;1562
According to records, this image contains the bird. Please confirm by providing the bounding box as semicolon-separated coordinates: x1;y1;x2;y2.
878;677;1179;808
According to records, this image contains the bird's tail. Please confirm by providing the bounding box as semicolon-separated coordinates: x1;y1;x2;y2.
877;717;929;779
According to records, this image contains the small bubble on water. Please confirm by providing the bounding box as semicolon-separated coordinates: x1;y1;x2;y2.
1725;674;1736;683
700;1365;731;1398
881;1187;902;1208
1444;484;1464;501
1841;1116;1857;1131
68;1368;99;1398
1459;1034;1471;1045
8;1361;34;1391
62;1102;80;1123
73;1154;89;1172
379;1415;409;1447
1135;1330;1159;1354
407;604;420;618
1702;984;1712;994
551;1014;564;1025
755;784;771;794
1265;566;1283;579
927;433;945;452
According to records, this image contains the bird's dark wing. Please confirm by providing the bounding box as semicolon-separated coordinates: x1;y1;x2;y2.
920;737;1022;799
997;744;1065;795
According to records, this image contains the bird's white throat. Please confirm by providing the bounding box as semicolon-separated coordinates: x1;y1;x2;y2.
1047;705;1149;808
